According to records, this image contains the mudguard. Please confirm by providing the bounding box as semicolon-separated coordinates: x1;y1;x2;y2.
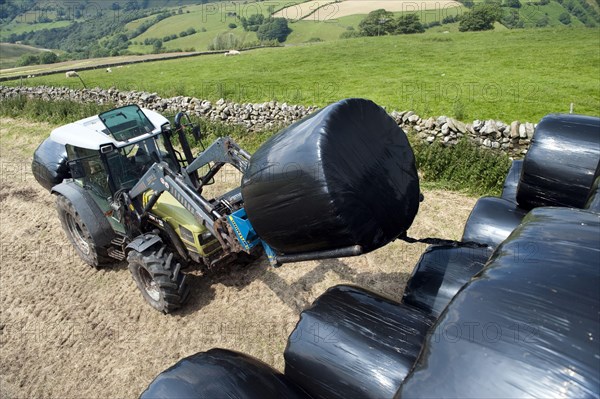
398;207;600;398
125;234;162;254
402;245;493;317
140;348;311;399
462;197;528;249
284;285;433;399
52;180;115;248
32;137;71;191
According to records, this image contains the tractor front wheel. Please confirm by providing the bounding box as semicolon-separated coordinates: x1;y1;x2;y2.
128;246;189;313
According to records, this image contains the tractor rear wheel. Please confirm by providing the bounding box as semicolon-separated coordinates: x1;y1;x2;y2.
56;195;113;267
128;246;189;313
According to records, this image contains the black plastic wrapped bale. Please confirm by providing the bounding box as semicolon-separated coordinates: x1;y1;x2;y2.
284;285;433;399
140;348;311;399
398;207;600;399
402;245;493;317
31;137;71;191
500;159;523;203
241;98;420;255
584;176;600;213
516;113;600;210
461;197;528;249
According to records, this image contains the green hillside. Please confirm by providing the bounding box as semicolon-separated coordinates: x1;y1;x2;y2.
121;0;597;52
0;0;233;55
126;1;310;52
513;1;584;27
0;43;48;69
127;3;258;52
0;20;72;41
5;27;599;122
285;6;466;43
126;3;465;50
2;0;598;60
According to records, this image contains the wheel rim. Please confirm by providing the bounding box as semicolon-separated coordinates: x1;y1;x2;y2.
65;212;90;255
138;267;161;302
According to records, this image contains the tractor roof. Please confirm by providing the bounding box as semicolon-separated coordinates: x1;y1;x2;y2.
50;107;169;150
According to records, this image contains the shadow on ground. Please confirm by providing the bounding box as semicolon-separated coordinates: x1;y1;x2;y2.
179;256;411;316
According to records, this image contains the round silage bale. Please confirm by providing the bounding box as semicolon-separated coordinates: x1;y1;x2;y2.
241;98;420;255
516;113;600;210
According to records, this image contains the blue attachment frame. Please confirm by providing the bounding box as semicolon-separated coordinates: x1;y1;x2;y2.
227;208;278;265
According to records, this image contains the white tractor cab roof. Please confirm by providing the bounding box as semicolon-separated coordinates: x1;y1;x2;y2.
50;105;169;151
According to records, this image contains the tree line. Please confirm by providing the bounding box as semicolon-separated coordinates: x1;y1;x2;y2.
346;0;597;37
239;14;292;42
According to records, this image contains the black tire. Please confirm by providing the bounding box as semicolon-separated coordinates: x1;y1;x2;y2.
128;246;189;313
56;194;113;267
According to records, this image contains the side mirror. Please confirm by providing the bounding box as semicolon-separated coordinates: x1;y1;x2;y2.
68;159;86;179
161;122;171;134
192;125;201;141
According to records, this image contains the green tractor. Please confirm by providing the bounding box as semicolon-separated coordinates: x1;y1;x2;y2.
34;99;423;314
37;104;269;313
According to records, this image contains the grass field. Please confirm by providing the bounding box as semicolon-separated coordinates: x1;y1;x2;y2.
4;27;599;122
514;1;585;27
0;51;202;78
0;43;50;69
125;14;157;31
293;0;462;20
126;0;312;52
0;20;73;41
286;6;465;42
127;3;261;52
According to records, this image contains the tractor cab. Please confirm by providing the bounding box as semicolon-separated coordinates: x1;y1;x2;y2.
50;105;220;264
98;105;181;193
58;105;180;195
49;106;179;232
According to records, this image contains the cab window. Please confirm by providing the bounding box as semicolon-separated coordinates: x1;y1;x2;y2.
66;145;110;197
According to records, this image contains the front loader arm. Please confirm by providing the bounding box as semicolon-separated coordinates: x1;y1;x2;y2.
184;137;251;177
125;137;259;261
128;162;221;234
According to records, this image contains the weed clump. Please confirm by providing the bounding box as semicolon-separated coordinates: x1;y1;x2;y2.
410;136;511;196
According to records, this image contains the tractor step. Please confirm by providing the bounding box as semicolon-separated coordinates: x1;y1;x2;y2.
111;236;127;246
107;247;126;261
108;236;127;261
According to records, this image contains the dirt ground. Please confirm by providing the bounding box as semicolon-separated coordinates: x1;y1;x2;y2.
0;117;476;398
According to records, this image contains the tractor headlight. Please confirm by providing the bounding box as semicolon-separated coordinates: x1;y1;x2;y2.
179;226;195;243
199;231;213;244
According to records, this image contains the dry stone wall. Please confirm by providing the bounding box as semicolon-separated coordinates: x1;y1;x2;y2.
1;86;534;156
